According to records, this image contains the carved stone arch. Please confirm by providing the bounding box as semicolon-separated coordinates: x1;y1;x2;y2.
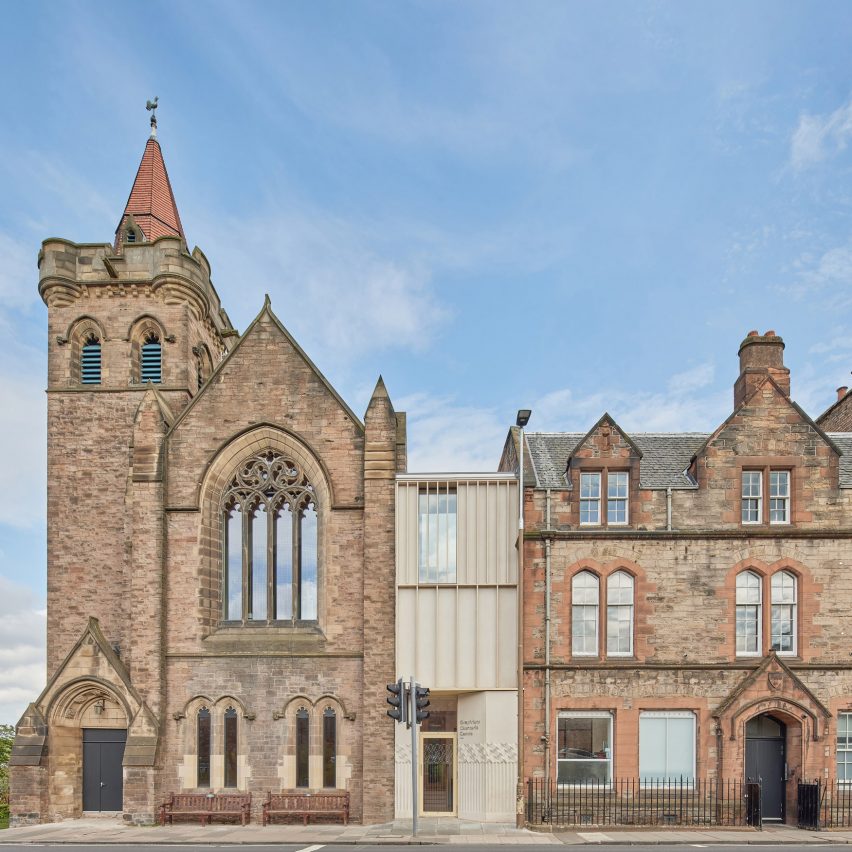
128;315;168;384
313;693;349;718
47;677;131;727
66;314;107;343
181;694;214;719
281;694;315;718
214;694;251;718
730;696;821;742
66;316;106;384
197;425;332;632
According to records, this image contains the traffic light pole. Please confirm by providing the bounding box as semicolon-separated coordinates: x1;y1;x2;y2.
409;674;418;836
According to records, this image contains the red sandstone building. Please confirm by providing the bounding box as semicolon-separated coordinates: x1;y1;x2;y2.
502;333;852;824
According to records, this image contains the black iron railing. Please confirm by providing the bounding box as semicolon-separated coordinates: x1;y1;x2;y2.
526;778;760;827
798;780;852;829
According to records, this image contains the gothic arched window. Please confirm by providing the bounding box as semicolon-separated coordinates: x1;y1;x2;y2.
296;707;310;788
197;707;211;788
224;707;238;788
323;706;337;788
222;451;318;624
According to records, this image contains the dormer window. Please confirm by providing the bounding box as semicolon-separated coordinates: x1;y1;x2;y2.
126;229;136;243
579;470;629;527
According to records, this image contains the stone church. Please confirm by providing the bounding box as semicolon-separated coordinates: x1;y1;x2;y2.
10;127;404;825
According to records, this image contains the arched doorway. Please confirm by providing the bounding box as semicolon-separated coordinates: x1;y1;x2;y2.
745;714;786;822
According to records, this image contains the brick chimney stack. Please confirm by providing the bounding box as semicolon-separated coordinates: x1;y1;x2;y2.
734;329;791;409
837;386;849;402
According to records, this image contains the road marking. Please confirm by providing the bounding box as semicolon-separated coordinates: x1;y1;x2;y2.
691;845;708;848
295;845;326;852
576;832;613;842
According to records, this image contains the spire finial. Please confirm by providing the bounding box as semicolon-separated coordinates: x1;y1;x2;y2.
146;96;159;137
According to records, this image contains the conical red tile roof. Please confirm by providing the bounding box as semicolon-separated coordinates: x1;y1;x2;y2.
115;137;185;248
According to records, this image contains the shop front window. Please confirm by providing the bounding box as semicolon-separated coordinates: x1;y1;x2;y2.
557;712;612;785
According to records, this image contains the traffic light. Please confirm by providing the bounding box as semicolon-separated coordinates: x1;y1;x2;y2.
415;685;430;723
386;679;407;724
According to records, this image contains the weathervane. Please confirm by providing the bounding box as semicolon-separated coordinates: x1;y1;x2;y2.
146;97;159;136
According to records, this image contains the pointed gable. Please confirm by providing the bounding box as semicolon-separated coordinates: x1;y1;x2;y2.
714;652;830;741
115;137;185;249
692;374;840;471
567;412;642;470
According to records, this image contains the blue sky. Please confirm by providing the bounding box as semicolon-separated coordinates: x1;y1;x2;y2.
2;1;852;722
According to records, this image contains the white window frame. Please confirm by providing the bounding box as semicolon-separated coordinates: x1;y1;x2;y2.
735;570;762;657
607;471;629;525
638;710;696;786
579;472;601;525
556;710;613;787
770;570;797;656
572;571;600;657
769;470;790;525
606;570;634;657
741;471;762;524
839;712;852;784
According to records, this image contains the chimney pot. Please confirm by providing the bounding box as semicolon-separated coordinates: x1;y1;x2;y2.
734;330;790;408
748;330;759;337
838;386;849;402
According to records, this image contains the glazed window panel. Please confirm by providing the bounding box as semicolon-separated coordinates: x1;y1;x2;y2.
225;507;242;621
250;504;268;621
769;471;790;524
323;707;337;788
741;472;762;524
639;711;695;783
557;712;612;785
736;570;762;655
606;570;634;656
418;489;457;583
196;708;211;788
607;472;628;525
296;708;310;788
221;451;319;625
572;571;599;656
224;708;237;788
839;714;852;782
579;473;601;525
770;570;797;654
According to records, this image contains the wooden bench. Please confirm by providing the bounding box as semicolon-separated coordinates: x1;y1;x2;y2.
159;792;252;826
262;790;349;826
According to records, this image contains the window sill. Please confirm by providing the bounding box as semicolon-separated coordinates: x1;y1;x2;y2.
204;622;328;653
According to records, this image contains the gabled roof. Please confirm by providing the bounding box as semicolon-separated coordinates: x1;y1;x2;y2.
689;374;842;465
526;432;707;489
567;412;644;463
167;295;365;437
115;137;185;247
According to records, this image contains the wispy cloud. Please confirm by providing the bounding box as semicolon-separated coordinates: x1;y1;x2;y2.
201;211;450;362
401;364;728;472
791;94;852;170
787;241;852;312
0;576;45;725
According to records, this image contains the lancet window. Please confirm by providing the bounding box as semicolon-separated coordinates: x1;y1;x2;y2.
222;450;318;624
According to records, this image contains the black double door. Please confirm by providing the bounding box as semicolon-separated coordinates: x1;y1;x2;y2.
745;715;786;822
82;729;126;812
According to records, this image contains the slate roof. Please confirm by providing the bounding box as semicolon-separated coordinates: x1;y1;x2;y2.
526;431;852;489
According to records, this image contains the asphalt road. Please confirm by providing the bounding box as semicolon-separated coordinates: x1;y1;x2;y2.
0;845;845;851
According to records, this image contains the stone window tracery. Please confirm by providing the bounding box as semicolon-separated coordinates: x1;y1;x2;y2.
222;450;318;624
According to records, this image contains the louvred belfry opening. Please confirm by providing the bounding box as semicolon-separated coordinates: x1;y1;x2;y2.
114;137;185;250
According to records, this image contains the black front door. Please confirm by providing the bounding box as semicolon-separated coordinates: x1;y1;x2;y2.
745;714;786;822
83;728;126;812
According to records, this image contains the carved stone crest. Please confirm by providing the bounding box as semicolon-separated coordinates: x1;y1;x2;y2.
768;672;784;691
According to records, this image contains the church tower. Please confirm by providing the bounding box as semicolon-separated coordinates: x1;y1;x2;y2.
11;112;237;823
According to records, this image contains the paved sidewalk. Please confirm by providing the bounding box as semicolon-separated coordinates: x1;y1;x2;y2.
0;816;558;845
6;817;852;845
